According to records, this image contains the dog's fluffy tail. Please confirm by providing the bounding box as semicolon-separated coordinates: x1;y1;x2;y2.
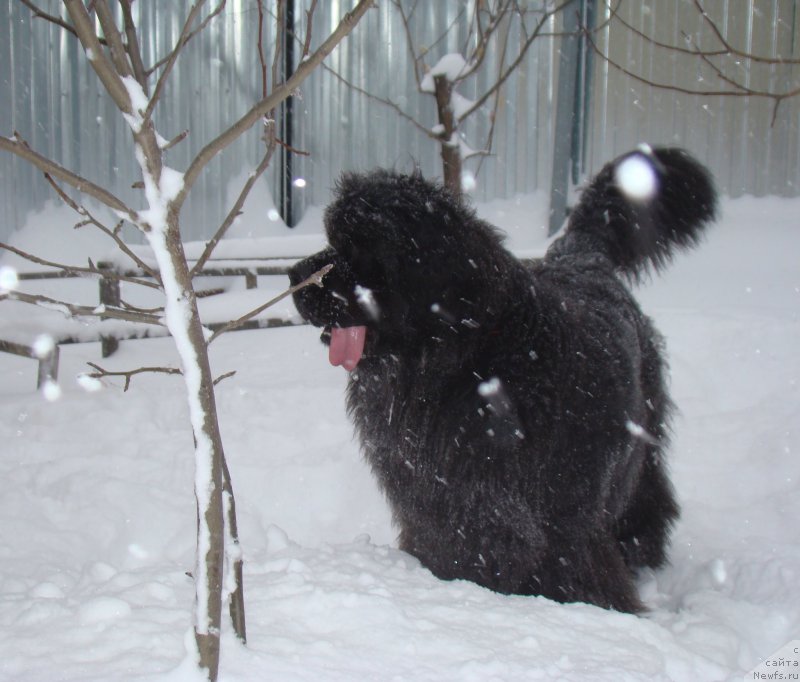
551;147;717;279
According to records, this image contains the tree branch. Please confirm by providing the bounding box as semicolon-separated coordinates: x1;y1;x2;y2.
0;241;160;289
690;0;800;65
322;64;436;139
86;362;181;392
145;1;209;123
146;1;227;77
257;0;270;99
302;0;319;60
63;0;134;114
207;263;332;344
270;0;285;109
459;0;515;80
190;148;277;277
592;0;799;124
39;171;162;282
585;29;800;107
458;0;578;122
120;0;150;92
214;370;237;386
0;136;137;220
119;299;165;315
4;289;164;326
94;0;134;80
18;0;108;45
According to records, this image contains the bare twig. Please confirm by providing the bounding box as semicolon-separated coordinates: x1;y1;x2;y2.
690;0;800;65
302;0;319;60
192;0;286;275
458;0;578;122
590;0;799;124
208;263;332;344
394;0;468;86
87;362;181;391
120;299;165;315
161;129;190;151
39;171;162;282
147;1;227;76
4;290;165;326
63;0;133;114
120;0;149;91
94;0;134;80
322;64;437;139
19;0;108;44
145;1;209;122
80;220;162;283
269;0;286;126
394;0;426;88
459;0;515;80
189;148;277;277
213;370;237;386
273;136;311;156
0;241;160;289
472;5;514;176
258;0;270;98
584;29;800;115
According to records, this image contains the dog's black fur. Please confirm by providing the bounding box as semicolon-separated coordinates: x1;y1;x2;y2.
289;148;716;612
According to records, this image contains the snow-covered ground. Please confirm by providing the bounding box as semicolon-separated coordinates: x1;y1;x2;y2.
0;193;798;681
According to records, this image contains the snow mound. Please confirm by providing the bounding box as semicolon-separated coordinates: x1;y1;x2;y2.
0;195;798;680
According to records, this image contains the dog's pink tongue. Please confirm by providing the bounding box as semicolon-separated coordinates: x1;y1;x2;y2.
329;326;367;371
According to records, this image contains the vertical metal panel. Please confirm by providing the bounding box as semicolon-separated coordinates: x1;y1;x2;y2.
1;0;798;247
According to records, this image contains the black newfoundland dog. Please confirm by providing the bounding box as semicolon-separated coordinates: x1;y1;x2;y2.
289;147;716;612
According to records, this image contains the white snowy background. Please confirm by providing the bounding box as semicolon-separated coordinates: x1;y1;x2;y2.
0;188;798;681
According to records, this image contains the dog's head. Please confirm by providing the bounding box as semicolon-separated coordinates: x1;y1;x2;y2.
289;170;514;371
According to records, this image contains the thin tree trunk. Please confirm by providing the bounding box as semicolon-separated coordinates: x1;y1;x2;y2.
150;213;226;680
222;454;246;643
5;4;374;680
433;75;463;195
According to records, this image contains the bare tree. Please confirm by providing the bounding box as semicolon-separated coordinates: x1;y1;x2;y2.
326;0;577;195
0;2;372;680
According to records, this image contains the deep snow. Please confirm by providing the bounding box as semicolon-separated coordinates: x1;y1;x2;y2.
0;193;798;681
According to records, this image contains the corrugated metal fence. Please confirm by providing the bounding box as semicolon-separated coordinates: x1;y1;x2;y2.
1;0;797;244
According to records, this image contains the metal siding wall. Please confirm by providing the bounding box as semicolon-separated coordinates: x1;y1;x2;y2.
1;1;798;245
586;0;799;197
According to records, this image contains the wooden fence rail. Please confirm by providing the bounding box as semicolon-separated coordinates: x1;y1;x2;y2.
2;259;300;388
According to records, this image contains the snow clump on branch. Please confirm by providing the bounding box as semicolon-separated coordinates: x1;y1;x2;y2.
421;53;469;92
